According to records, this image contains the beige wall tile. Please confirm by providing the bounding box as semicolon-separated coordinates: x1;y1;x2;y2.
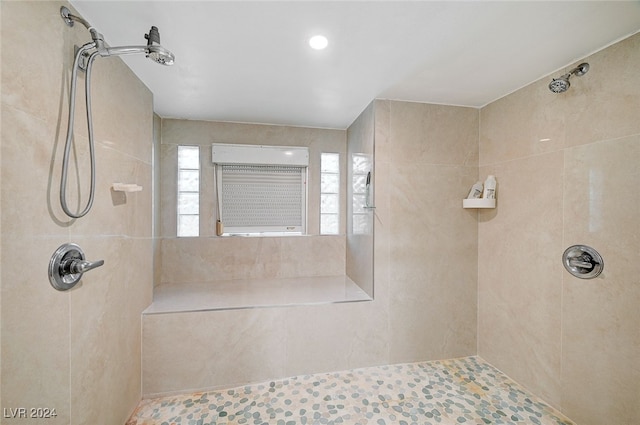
160;235;346;284
159;143;177;237
560;135;640;424
89;57;154;163
479;81;566;166
346;101;375;295
372;161;391;304
563;34;640;148
478;152;564;406
284;301;388;378
1;1;67;124
388;162;478;362
143;295;389;397
67;142;152;238
376;100;478;363
153;115;162;287
70;237;150;425
373;100;391;304
1;237;71;425
142;308;287;395
1;2;154;423
1;104;71;234
388;100;478;166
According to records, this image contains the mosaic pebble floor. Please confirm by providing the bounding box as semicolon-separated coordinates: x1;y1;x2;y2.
127;356;575;425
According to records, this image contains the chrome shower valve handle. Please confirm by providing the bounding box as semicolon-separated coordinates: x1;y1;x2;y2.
49;243;104;291
562;245;603;279
65;258;104;275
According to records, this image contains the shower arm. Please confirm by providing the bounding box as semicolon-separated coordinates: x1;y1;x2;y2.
102;45;148;57
60;7;166;61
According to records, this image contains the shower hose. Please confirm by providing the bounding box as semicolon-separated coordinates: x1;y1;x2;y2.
60;41;100;218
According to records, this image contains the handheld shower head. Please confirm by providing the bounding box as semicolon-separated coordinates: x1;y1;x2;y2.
145;26;175;65
146;45;175;65
549;62;589;94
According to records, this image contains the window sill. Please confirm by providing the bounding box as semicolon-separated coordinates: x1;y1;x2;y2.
144;275;372;314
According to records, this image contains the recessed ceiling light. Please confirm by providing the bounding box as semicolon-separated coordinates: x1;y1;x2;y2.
309;35;328;50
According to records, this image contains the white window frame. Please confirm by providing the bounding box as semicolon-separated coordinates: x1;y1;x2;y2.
177;145;200;237
212;144;309;236
320;152;340;235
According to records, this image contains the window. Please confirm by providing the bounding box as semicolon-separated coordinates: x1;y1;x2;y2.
213;144;308;236
177;145;200;237
320;153;340;235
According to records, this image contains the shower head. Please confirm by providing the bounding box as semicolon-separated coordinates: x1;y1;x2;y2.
144;26;175;65
549;74;571;93
146;44;175;66
549;62;589;93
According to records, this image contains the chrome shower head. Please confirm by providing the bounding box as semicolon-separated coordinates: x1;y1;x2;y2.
549;74;571;93
146;44;175;66
145;26;175;65
549;62;589;93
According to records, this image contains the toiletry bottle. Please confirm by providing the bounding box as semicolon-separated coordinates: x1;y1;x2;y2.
483;175;497;199
466;181;484;199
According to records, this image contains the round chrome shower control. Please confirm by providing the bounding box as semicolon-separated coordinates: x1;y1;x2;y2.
562;245;603;279
48;243;104;291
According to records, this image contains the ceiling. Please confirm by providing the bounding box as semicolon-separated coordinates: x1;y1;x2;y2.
70;1;640;129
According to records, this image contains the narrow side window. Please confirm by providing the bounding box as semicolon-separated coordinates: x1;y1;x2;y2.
177;145;200;237
320;153;340;235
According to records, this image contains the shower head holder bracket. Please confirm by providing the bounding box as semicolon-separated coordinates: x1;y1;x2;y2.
60;6;91;29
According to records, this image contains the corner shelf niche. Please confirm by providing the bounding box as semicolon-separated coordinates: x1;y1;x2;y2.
463;198;496;209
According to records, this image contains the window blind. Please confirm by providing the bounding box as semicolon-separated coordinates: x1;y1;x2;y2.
219;164;306;234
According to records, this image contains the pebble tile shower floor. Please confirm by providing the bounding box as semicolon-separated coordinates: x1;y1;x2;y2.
127;356;574;425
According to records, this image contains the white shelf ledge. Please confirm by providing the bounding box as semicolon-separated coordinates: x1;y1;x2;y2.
463;198;496;209
144;275;372;314
112;183;142;192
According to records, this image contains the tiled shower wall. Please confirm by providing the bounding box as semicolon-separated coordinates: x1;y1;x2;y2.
376;99;479;363
478;32;640;425
142;100;479;396
346;102;375;296
1;2;153;424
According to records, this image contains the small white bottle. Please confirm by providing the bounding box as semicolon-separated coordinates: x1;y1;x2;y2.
482;175;497;199
466;181;484;199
